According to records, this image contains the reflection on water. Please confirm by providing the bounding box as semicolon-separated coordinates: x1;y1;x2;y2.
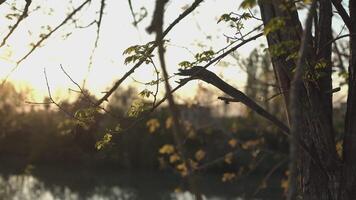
0;167;279;200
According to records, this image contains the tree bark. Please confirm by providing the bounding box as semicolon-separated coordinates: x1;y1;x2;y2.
258;0;341;199
342;0;356;199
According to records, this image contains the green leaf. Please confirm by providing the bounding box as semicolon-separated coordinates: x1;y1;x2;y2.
127;100;147;117
178;61;192;68
239;0;256;9
241;13;252;20
95;133;112;150
217;13;231;23
74;107;98;128
195;50;215;62
123;45;139;55
315;59;328;69
139;89;152;98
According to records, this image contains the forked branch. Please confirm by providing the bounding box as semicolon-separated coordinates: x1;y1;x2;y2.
177;66;290;134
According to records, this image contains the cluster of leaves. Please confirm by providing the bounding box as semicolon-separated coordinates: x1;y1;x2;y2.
123;41;156;65
127;99;149;118
139;88;154;98
123;40;169;65
217;12;252;37
95;133;112;150
74;107;99;129
158;143;207;177
178;50;215;69
146;118;160;133
95;124;122;150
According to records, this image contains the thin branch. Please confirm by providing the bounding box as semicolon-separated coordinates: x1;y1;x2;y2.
95;0;204;106
25;101;51;105
330;0;352;30
333;38;347;75
83;0;106;88
43;68;81;121
217;96;240;103
151;33;263;110
150;57;160;107
127;0;138;26
105;32;265;155
59;64;122;120
75;20;96;29
116;33;264;136
1;0;91;88
148;0;202;199
177;66;290;135
253;158;288;196
1;0;32;47
17;0;91;65
215;24;263;55
264;90;289;102
319;33;356;55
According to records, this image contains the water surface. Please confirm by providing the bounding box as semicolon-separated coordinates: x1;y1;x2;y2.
0;166;282;200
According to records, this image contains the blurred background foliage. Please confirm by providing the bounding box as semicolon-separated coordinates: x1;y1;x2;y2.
0;48;346;197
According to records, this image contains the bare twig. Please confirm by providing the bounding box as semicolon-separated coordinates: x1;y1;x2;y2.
59;64;123;120
319;33;356;55
150;57;160;107
127;0;138;26
83;0;106;88
43;68;82;121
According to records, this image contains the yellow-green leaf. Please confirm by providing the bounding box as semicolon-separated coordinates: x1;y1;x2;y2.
195;149;206;161
146;118;160;133
222;172;236;182
159;144;175;155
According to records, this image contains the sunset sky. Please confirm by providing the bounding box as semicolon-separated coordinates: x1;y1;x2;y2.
0;0;264;103
0;0;348;104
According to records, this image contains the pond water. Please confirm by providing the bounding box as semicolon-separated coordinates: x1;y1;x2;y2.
0;166;282;200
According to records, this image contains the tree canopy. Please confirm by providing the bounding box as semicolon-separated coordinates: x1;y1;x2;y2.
0;0;356;199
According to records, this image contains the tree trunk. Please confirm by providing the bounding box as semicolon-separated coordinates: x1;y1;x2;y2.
341;0;356;199
258;1;342;199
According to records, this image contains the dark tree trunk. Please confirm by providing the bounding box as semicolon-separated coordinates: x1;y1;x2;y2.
258;0;342;199
342;1;356;199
